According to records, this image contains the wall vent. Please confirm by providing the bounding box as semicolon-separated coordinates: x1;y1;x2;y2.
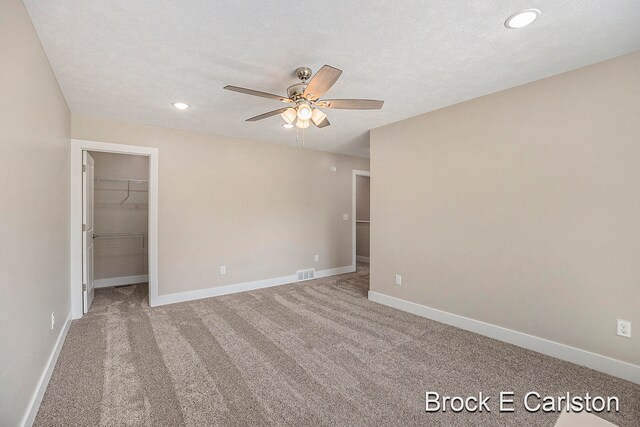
296;268;315;281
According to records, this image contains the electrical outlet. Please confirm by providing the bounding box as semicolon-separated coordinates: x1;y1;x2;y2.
343;213;349;221
220;266;226;275
395;274;402;286
617;319;631;338
314;255;319;262
51;312;55;330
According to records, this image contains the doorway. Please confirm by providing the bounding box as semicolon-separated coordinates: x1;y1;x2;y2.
87;151;149;313
352;170;370;286
70;140;158;319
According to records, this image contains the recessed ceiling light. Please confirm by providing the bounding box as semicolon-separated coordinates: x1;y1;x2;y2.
505;9;541;29
282;123;294;129
172;102;189;110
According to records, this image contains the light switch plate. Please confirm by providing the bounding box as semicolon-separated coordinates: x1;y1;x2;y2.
395;274;402;286
220;266;226;275
343;214;349;221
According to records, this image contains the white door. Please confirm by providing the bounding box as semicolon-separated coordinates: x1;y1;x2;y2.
82;151;95;313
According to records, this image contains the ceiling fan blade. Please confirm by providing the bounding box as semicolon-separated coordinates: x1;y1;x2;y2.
318;99;384;110
303;65;343;100
313;117;330;128
224;85;292;103
246;107;290;122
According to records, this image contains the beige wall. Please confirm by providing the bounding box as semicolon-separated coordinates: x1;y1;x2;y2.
371;52;640;365
90;152;149;280
0;0;71;425
356;175;370;258
72;116;369;296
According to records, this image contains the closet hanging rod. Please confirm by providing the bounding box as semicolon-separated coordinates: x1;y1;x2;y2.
93;232;147;239
94;177;148;184
94;189;147;193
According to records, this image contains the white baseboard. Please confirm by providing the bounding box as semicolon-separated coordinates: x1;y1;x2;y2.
155;265;355;307
368;291;640;385
315;265;355;278
356;255;370;263
94;274;149;288
21;312;72;427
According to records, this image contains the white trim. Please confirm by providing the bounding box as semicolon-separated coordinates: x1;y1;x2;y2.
155;265;354;306
94;274;149;288
356;255;370;263
316;265;355;277
21;313;72;427
352;169;370;270
71;139;159;319
368;291;640;385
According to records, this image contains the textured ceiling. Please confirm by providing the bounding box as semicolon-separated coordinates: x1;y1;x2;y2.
24;0;640;158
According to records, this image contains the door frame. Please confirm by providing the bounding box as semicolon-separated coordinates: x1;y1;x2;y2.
70;139;159;318
352;169;370;269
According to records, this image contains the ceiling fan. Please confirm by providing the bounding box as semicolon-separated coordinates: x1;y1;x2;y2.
223;65;384;129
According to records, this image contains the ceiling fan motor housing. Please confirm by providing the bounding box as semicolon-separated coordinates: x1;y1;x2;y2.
287;82;308;101
287;67;313;101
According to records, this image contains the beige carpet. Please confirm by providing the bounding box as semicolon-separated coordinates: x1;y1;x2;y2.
554;411;619;427
36;265;639;426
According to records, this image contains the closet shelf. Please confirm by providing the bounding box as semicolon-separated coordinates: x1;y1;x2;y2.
94;177;149;202
94;189;148;193
93;232;147;239
356;220;370;223
95;177;148;184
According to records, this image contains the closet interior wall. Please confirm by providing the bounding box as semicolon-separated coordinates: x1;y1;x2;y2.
356;175;370;261
90;151;149;285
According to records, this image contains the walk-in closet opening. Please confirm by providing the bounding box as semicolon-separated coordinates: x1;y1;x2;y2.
85;151;149;312
353;170;370;288
71;140;158;318
356;175;370;263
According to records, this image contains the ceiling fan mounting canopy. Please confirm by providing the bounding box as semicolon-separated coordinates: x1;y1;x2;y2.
223;64;384;130
295;66;313;82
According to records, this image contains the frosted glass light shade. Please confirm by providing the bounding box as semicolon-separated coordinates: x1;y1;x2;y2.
297;103;312;120
311;109;327;126
280;108;297;124
295;119;310;129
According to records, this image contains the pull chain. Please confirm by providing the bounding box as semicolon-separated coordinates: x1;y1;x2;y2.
295;127;306;149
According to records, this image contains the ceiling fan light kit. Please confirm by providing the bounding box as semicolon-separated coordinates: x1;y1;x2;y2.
311;108;327;126
297;102;313;120
281;108;297;124
223;65;384;134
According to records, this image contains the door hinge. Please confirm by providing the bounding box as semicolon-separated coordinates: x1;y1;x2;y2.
82;224;86;232
82;283;87;291
82;164;86;173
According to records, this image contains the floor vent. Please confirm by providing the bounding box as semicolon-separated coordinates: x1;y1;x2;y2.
296;269;315;281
